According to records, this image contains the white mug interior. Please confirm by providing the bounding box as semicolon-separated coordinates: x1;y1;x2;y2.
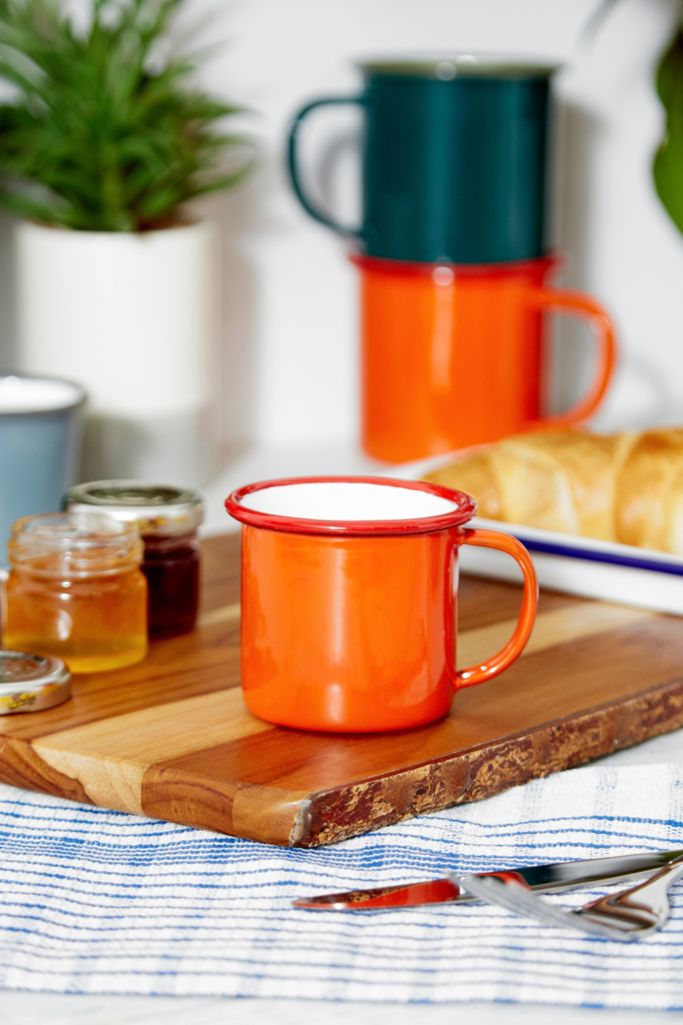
238;480;462;522
0;375;83;414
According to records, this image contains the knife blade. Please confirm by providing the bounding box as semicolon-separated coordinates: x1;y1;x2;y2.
293;848;683;910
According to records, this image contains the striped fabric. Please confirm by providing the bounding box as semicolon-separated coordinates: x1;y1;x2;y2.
0;761;682;1008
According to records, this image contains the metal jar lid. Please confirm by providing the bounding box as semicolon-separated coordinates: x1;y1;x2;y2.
65;481;205;536
0;651;71;714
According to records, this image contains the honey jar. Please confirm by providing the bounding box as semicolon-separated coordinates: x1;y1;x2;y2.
3;512;147;673
65;482;204;637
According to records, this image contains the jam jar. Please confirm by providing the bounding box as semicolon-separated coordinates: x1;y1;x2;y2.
4;512;147;673
65;482;204;638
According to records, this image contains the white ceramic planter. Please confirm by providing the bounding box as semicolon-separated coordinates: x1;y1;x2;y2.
15;219;220;487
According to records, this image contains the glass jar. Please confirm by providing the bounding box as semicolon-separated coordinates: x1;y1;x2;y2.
4;512;147;673
65;482;204;637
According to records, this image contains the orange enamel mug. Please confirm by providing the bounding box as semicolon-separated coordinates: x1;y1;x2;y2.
353;253;617;463
226;476;538;733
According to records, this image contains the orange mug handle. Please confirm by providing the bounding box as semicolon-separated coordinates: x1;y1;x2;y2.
527;286;617;428
455;528;538;690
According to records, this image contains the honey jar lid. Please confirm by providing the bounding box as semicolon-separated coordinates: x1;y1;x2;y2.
0;651;71;714
65;481;204;536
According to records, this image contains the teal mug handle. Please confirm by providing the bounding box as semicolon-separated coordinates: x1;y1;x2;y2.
287;96;365;238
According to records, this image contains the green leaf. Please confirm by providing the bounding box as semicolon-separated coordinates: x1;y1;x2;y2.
653;25;683;234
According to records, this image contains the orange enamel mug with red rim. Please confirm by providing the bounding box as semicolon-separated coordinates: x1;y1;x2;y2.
353;253;617;463
226;476;538;733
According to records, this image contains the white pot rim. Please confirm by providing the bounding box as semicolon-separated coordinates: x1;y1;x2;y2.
17;214;211;241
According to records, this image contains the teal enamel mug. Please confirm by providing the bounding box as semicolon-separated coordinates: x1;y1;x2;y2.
287;55;556;265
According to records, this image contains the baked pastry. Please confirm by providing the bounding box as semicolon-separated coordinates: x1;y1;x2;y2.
423;428;683;554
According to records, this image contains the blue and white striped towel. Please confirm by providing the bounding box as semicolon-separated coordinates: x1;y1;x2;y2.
1;761;682;1009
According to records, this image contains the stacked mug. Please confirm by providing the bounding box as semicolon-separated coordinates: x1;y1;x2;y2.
287;56;617;462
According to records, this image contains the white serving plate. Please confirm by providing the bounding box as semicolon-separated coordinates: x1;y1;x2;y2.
394;454;683;616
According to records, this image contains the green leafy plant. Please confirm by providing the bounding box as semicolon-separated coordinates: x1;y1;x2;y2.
583;0;683;235
0;0;252;231
653;21;683;234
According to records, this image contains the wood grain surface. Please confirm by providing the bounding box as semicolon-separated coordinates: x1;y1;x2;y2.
1;533;682;847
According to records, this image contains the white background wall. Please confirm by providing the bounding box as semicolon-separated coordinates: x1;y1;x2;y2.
2;0;682;456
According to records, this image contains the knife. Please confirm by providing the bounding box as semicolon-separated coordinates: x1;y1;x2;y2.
293;848;683;910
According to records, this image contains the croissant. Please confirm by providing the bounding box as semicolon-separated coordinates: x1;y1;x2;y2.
422;428;683;555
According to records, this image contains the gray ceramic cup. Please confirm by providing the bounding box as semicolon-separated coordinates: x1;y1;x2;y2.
0;374;86;561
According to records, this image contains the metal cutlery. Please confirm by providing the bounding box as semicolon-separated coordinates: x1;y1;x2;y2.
293;848;683;910
461;853;683;941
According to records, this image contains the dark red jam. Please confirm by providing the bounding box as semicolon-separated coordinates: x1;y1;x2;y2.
141;532;200;637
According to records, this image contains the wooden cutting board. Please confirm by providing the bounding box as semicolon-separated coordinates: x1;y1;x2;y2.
1;533;682;847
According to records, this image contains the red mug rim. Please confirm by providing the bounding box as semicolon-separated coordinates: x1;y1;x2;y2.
349;251;560;277
225;475;476;537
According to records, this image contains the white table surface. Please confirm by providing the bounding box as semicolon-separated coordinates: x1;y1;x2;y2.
2;443;682;1025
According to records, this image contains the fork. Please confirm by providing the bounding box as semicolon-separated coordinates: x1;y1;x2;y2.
461;853;683;941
